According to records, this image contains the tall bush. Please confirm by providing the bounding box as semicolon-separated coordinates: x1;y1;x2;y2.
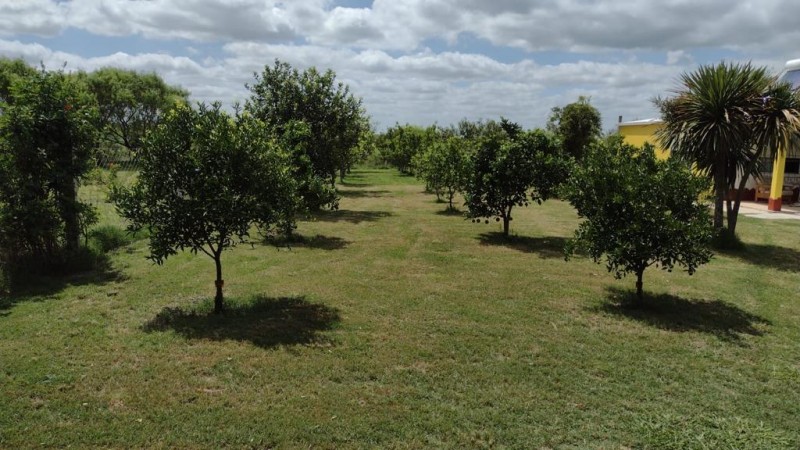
0;65;98;270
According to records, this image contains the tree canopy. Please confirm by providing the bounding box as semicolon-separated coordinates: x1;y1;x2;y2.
112;103;297;313
413;135;473;210
87;67;188;156
465;119;570;236
246;60;368;185
0;58;38;104
0;65;98;262
376;124;440;175
565;138;713;302
547;96;602;161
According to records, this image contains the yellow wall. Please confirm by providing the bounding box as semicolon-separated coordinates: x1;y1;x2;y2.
618;120;792;209
618;123;670;160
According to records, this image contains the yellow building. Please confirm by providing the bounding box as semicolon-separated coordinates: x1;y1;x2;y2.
616;58;800;211
617;119;669;160
618;118;799;211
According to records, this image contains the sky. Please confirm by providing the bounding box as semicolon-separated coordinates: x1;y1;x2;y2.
1;0;798;131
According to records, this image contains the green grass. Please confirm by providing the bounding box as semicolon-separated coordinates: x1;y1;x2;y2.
2;168;800;448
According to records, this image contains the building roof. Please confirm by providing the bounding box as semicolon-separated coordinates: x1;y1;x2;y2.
618;118;663;127
781;59;800;87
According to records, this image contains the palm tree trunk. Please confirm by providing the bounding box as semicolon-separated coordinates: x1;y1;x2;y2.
729;167;753;234
729;149;764;234
714;186;725;229
713;166;726;229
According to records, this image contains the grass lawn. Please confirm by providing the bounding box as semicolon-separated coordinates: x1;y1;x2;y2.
2;167;800;448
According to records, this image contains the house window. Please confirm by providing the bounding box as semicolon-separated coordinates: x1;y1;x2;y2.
782;69;800;88
786;158;800;174
759;157;800;174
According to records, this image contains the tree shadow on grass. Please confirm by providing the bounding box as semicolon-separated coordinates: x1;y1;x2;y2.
338;189;390;199
340;171;372;187
266;233;350;251
477;232;570;259
593;287;771;346
340;181;375;188
435;208;464;217
142;295;341;349
309;209;393;224
1;255;127;314
716;243;800;273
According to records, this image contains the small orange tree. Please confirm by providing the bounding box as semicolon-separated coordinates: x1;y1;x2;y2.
565;138;714;303
465;119;570;237
113;103;297;313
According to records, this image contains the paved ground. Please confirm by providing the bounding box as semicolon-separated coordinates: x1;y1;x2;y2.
738;201;800;220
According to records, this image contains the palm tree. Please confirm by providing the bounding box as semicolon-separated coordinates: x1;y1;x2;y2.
729;81;800;232
656;62;800;234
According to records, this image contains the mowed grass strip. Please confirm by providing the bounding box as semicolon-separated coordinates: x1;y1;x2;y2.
2;168;799;448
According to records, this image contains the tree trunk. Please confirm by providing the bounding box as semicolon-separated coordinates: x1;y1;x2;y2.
726;196;733;226
447;189;455;210
635;268;644;304
713;168;726;229
213;253;224;314
728;179;746;234
503;206;513;237
729;155;761;234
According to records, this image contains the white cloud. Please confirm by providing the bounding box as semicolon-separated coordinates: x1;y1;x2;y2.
1;37;677;129
2;0;797;130
219;41;683;128
0;0;67;37
667;50;692;66
68;0;312;42
2;0;798;56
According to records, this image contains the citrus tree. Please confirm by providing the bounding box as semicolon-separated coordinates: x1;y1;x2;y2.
565;138;714;302
246;59;368;186
112;104;297;313
413;135;473;210
465;120;570;237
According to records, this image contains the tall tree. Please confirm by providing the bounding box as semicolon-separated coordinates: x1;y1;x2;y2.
246;60;368;185
87;68;188;156
452;118;503;141
0;65;98;256
565;138;713;303
656;62;800;234
0;58;37;104
547;96;602;160
112;103;297;314
274;119;338;219
465;120;570;237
